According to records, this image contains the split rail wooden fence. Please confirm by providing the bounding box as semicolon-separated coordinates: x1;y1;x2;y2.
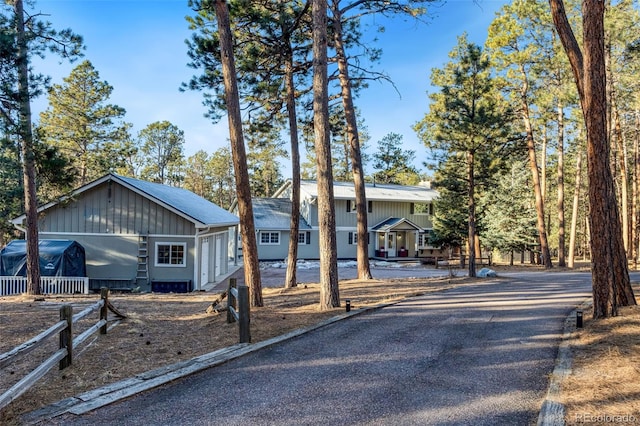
227;278;250;343
0;288;125;411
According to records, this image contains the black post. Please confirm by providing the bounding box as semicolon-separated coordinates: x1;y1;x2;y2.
238;285;251;343
59;305;73;370
100;287;109;334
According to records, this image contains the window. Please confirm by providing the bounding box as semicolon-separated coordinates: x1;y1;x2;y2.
347;200;372;213
348;232;358;245
260;231;280;245
411;202;431;215
298;232;311;245
418;231;435;248
349;232;369;245
155;243;187;267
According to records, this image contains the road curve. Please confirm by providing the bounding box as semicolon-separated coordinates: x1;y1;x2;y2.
55;273;592;426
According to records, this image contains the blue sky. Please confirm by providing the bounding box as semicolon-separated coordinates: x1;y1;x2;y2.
30;0;509;178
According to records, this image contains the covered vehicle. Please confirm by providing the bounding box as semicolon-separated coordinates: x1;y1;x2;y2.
0;240;86;277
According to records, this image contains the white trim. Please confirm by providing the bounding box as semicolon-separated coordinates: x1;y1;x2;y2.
259;231;281;245
155;242;188;267
39;232;196;239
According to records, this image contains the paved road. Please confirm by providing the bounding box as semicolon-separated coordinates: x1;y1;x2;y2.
58;273;593;426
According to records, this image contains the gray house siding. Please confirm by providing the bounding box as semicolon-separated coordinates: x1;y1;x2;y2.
39;183;196;236
255;230;317;261
13;175;238;292
263;180;440;261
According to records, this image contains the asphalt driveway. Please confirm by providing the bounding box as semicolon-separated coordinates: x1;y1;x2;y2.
54;272;592;425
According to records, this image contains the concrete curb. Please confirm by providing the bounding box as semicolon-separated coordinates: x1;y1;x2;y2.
22;302;393;424
537;298;592;426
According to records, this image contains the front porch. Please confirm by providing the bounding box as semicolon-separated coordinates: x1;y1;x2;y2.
371;217;446;262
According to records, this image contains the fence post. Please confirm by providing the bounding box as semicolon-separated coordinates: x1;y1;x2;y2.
59;305;73;370
227;278;237;324
237;285;251;343
100;287;109;334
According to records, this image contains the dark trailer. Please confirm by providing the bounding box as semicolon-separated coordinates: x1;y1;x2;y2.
0;239;86;277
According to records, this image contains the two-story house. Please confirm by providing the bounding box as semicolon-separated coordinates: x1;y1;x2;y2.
249;180;443;261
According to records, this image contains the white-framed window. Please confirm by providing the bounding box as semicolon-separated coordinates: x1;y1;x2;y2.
260;231;280;245
347;200;374;213
155;242;187;267
348;232;369;245
418;230;435;248
298;231;311;245
349;232;358;245
411;202;432;215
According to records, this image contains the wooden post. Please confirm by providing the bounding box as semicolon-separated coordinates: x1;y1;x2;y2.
435;256;439;269
59;305;73;370
238;285;251;343
100;288;109;334
227;278;237;324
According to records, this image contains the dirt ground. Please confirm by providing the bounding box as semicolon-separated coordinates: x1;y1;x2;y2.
561;294;640;425
1;263;638;425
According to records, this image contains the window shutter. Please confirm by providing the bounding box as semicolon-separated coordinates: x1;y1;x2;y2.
346;200;351;212
429;203;434;215
348;232;353;245
306;232;311;244
410;203;414;214
368;200;373;213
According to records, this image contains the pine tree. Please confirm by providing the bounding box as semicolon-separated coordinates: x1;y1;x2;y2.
138;121;185;186
415;35;519;277
39;60;132;186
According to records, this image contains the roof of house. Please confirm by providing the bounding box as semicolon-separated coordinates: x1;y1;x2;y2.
12;174;239;229
252;198;312;231
371;217;423;232
273;180;438;202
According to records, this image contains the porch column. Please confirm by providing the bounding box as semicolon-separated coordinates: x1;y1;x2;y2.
384;232;389;258
234;225;239;266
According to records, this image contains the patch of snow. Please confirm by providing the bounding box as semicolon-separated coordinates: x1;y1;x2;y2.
477;268;497;278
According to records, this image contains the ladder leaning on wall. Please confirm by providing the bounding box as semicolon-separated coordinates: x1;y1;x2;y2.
136;234;149;287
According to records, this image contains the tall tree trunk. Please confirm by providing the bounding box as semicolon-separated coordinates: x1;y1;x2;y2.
467;151;477;278
313;0;339;310
633;110;640;268
520;75;553;268
549;0;635;317
541;126;547;202
612;94;629;252
330;3;372;280
557;101;566;267
14;0;41;295
284;47;301;290
214;0;263;307
568;150;582;269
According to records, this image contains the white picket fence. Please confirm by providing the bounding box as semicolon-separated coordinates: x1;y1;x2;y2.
0;276;89;296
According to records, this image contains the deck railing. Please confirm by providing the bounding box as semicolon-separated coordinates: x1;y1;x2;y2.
0;276;89;296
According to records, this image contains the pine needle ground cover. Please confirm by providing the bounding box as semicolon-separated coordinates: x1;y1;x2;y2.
562;288;640;426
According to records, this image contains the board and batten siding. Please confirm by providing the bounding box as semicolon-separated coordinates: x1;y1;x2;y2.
38;182;196;236
328;199;434;230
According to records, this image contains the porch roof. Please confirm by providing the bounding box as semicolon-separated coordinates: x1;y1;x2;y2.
371;217;422;232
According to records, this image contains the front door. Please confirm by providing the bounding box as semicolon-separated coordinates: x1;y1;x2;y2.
387;232;397;257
